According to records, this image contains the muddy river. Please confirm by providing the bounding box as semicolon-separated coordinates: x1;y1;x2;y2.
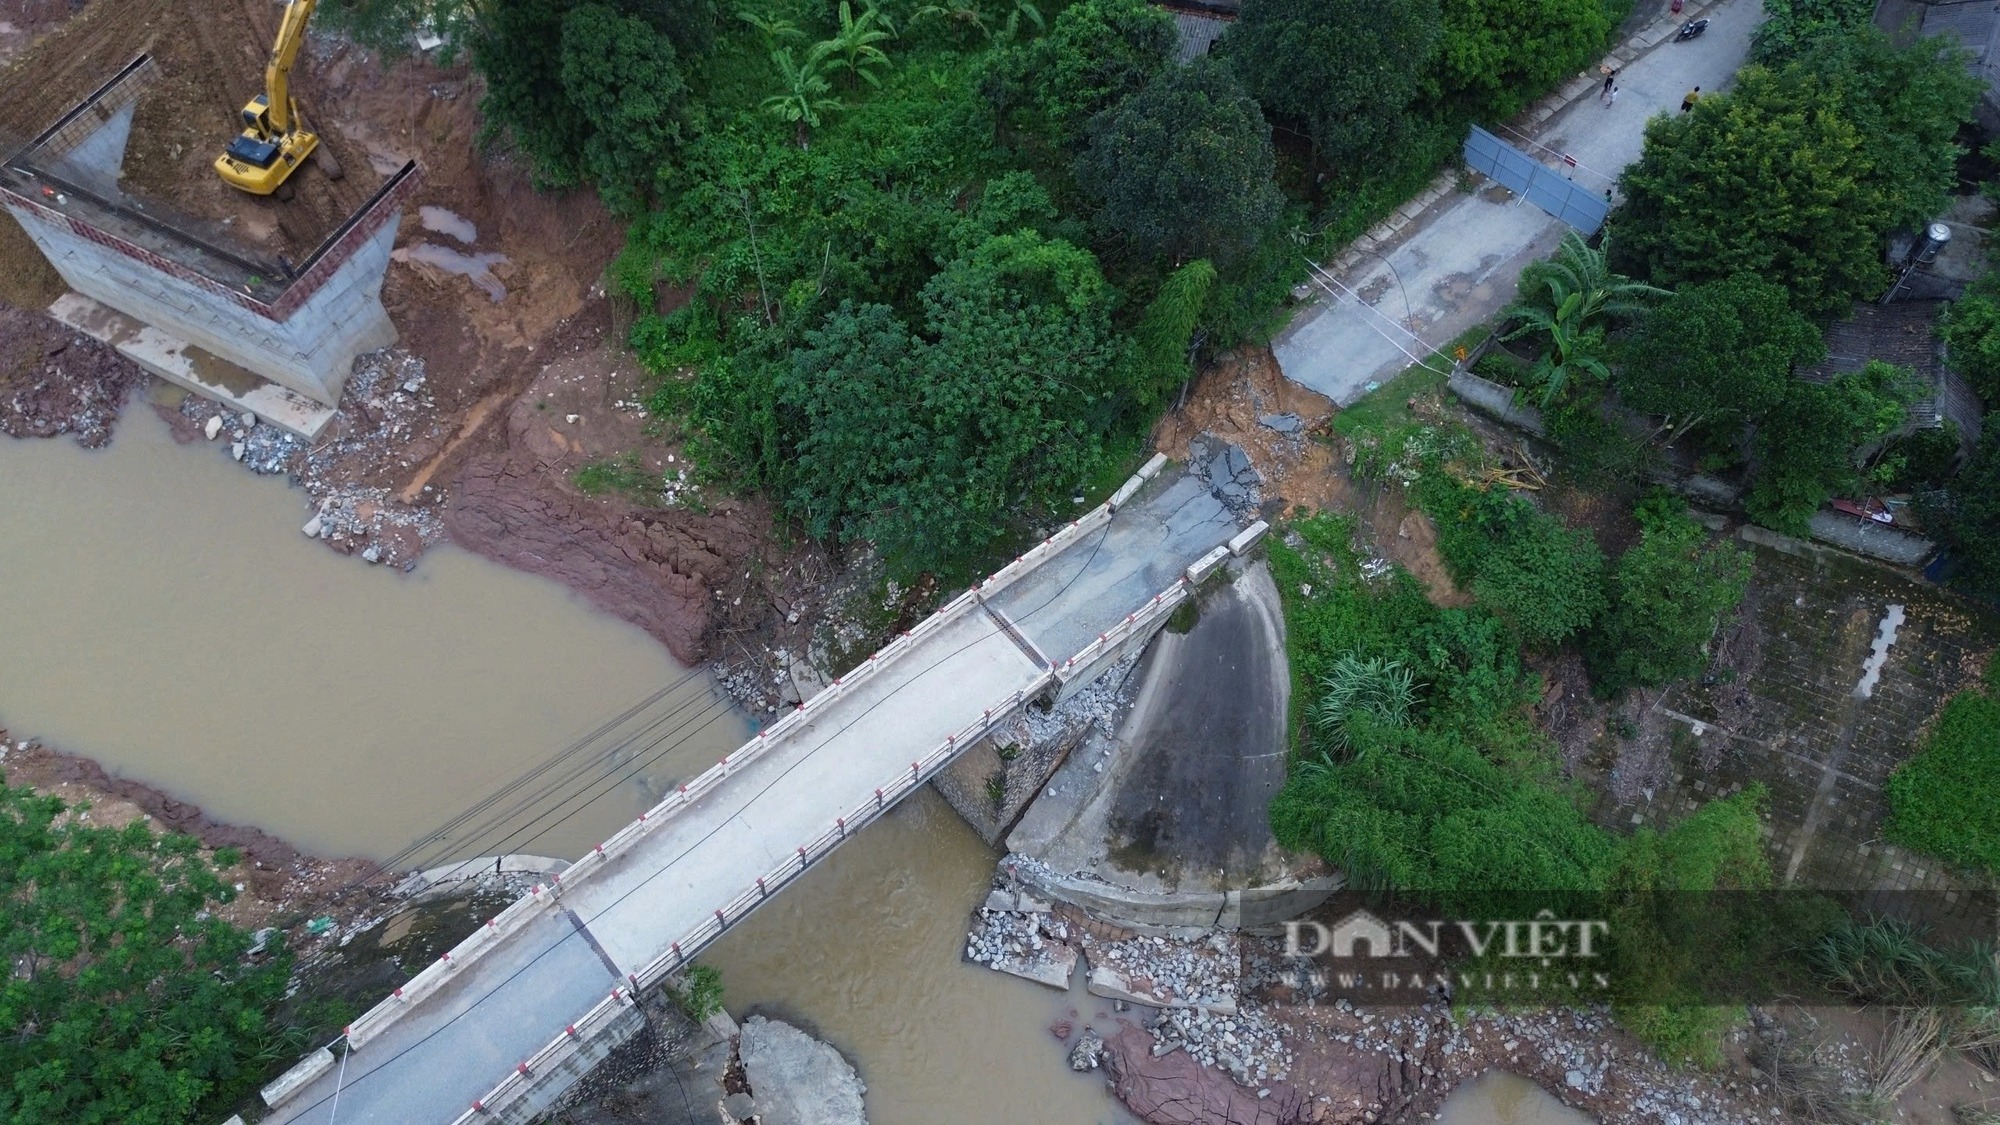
0;406;1592;1125
0;410;749;861
0;406;1137;1122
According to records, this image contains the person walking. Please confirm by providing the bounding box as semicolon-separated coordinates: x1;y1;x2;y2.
1607;85;1620;107
1681;86;1701;113
1600;67;1620;102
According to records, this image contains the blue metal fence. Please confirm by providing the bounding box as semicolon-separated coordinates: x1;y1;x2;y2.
1463;125;1610;235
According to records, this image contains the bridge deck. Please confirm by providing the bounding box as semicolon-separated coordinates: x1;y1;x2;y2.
254;462;1246;1125
986;472;1235;665
263;609;1051;1124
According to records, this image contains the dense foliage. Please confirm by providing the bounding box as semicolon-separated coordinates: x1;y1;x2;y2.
1076;59;1284;264
775;233;1129;571
1885;670;2000;875
1921;432;2000;600
1214;0;1441;170
1941;272;2000;408
1616;274;1825;453
1268;515;1775;1064
473;0;703;210
1750;0;1875;64
1503;231;1663;406
1585;498;1752;697
0;781;294;1124
1422;476;1607;646
1435;0;1616;119
1612;26;1977;317
1745;360;1918;535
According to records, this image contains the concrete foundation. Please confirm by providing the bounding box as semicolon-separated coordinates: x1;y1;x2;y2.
0;54;417;419
48;294;338;437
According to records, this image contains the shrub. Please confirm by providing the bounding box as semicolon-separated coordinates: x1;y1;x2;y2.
1884;683;2000;875
1585;503;1752;696
1423;480;1606;646
669;964;727;1021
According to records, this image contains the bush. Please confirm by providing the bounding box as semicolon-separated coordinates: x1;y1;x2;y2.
1747;361;1919;535
1920;431;2000;599
1884;682;2000;875
669;964;726;1021
0;779;297;1124
1941;273;2000;407
1422;480;1606;646
1585;502;1752;697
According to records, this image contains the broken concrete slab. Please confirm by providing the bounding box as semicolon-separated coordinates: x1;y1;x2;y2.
737;1015;867;1125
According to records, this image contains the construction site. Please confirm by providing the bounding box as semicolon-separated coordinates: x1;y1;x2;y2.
0;0;777;664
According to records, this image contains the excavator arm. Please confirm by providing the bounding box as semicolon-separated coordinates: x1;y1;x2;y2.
261;0;317;135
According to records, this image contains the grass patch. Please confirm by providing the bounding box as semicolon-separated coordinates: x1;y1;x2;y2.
1166;598;1199;634
573;453;656;499
1885;673;2000;876
668;964;725;1022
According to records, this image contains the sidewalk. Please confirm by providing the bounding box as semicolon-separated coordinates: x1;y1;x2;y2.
1272;0;1762;405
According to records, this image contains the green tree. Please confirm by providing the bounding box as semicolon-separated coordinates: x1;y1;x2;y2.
473;0;704;204
1617;275;1825;450
1436;0;1612;119
776;233;1129;575
1504;232;1665;406
1215;0;1440;171
559;5;687;214
0;780;294;1124
1128;258;1217;405
992;0;1175;147
1585;502;1752;697
1746;360;1919;535
1075;60;1283;265
1941;272;2000;407
1612;29;1976;317
1920;432;2000;600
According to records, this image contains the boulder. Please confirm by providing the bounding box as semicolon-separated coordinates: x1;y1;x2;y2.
738;1015;867;1125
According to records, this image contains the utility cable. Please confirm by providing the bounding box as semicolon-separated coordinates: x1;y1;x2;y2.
274;504;1131;1120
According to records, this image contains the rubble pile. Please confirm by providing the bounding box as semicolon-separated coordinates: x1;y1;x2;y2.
1149;1004;1295;1089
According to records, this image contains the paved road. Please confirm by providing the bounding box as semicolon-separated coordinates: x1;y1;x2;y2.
1273;0;1761;404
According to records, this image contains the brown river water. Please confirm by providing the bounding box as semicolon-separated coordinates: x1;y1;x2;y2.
0;406;1591;1125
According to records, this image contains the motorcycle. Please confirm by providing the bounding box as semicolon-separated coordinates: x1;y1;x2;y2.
1675;17;1709;41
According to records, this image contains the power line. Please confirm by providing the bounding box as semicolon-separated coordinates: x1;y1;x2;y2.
274;508;1134;1120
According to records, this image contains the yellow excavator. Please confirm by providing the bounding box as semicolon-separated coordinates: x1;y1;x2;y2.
214;0;341;195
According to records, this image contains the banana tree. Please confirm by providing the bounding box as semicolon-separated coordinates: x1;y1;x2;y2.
761;48;843;146
817;0;895;88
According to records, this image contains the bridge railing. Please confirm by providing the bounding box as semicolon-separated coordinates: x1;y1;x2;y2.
446;680;1050;1124
317;584;1000;1070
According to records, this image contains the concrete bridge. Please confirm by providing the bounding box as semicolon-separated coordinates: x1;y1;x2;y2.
242;454;1264;1125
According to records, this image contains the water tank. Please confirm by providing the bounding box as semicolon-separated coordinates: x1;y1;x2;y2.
1915;221;1951;265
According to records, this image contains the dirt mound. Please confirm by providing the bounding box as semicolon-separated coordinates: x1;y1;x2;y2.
0;299;141;445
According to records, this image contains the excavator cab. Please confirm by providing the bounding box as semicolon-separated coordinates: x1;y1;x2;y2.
214;0;331;195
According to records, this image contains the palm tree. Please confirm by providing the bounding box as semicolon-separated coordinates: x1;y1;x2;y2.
1502;232;1665;406
817;0;895;88
761;48;842;146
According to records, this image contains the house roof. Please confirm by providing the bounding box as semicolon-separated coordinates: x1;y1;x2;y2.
1921;2;2000;91
1163;6;1232;63
1801;300;1945;384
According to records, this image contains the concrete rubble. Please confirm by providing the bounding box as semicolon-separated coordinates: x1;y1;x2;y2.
963;906;1078;989
736;1014;868;1125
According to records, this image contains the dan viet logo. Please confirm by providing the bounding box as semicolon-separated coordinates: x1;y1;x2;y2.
1282;908;1613;997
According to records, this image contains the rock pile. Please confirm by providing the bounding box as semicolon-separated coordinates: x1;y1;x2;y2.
965;907;1077;988
1087;930;1240;1011
1149;1004;1294;1090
